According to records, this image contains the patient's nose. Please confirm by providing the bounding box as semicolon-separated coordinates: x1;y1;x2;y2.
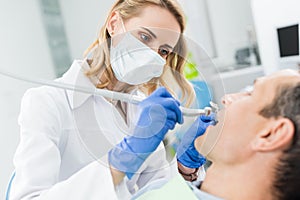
221;93;244;105
221;94;233;105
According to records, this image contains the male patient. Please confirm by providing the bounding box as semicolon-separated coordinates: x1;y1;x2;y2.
194;69;300;199
135;69;300;200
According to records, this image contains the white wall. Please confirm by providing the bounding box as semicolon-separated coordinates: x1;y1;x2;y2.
60;0;114;59
0;1;55;198
207;0;254;66
178;0;216;58
252;0;300;75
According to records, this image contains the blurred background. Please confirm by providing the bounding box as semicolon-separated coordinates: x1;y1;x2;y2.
1;0;299;198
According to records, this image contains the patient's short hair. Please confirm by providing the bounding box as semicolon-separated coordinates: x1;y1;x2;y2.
259;81;300;200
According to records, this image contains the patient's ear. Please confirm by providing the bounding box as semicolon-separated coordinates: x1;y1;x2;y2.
252;118;294;151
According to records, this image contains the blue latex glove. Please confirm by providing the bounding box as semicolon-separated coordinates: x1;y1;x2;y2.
177;114;216;168
109;87;183;179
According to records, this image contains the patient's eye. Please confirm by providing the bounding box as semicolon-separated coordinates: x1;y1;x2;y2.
243;85;254;95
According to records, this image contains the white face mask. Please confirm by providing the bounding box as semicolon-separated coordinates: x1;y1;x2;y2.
110;20;166;85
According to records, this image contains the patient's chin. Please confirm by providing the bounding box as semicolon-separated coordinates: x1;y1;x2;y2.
196;124;222;156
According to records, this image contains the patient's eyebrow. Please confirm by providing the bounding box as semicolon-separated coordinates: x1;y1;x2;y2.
252;78;259;91
253;78;257;85
253;77;263;85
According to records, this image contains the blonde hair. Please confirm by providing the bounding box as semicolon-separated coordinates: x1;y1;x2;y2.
84;0;195;107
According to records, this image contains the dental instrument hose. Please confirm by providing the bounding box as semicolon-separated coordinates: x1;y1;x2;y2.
0;69;212;117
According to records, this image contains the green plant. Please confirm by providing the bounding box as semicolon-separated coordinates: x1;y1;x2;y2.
183;52;199;80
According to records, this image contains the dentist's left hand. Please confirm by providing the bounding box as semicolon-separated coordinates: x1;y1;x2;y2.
177;114;216;169
109;87;183;179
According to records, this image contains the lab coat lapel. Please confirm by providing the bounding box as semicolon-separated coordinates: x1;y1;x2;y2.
60;60;115;160
60;60;94;110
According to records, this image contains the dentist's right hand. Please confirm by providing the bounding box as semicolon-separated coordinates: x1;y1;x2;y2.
109;87;183;180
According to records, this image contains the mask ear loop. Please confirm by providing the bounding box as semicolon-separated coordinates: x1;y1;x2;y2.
89;13;124;59
117;12;127;33
111;13;127;48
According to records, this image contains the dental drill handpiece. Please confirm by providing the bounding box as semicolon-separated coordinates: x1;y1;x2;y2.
209;101;219;124
126;94;213;117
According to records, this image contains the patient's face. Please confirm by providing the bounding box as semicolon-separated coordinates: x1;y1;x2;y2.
195;69;300;163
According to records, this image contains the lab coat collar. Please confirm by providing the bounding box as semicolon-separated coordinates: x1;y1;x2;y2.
60;60;96;110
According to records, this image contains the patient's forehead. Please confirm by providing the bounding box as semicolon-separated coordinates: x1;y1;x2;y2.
254;70;299;107
266;69;300;86
270;69;300;78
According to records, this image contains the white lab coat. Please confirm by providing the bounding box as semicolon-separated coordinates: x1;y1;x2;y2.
10;60;177;200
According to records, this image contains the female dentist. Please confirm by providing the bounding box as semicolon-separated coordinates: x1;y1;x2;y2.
10;0;210;199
